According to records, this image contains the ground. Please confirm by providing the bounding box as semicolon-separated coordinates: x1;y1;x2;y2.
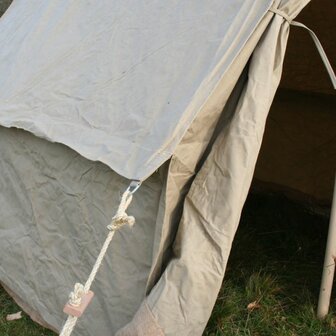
1;192;335;335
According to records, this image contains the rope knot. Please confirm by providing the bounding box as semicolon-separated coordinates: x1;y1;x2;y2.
107;213;135;231
68;283;85;307
107;191;135;231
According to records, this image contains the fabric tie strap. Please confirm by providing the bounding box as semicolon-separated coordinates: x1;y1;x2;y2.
269;7;336;90
269;8;292;24
290;21;336;90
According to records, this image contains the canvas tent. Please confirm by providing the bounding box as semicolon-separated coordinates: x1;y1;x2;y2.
0;0;334;335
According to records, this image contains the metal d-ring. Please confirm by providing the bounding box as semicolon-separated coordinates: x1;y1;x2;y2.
127;180;141;195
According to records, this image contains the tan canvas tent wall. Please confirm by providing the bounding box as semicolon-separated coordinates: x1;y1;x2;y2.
0;0;333;335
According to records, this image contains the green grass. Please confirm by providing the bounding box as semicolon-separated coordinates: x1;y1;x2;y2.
1;192;335;335
204;192;336;336
0;289;55;336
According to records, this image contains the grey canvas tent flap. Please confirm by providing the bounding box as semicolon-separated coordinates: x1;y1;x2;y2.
0;0;273;180
0;0;318;335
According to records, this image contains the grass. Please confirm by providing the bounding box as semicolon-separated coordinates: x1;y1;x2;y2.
204;192;335;336
0;290;54;336
1;192;335;335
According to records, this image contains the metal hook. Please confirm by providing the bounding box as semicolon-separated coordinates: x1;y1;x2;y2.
127;180;141;195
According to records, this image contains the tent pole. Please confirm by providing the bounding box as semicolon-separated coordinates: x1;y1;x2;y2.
317;174;336;319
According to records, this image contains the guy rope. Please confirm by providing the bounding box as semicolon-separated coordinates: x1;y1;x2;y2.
59;181;141;336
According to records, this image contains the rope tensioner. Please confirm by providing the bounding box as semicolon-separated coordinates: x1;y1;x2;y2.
59;180;141;336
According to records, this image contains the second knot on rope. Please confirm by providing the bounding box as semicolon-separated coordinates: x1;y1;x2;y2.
68;283;85;307
107;190;135;231
107;213;135;231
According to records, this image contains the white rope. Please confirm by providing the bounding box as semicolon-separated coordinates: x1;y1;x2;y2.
59;187;136;336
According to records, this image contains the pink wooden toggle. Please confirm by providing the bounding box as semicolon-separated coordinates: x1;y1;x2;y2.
63;291;94;318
